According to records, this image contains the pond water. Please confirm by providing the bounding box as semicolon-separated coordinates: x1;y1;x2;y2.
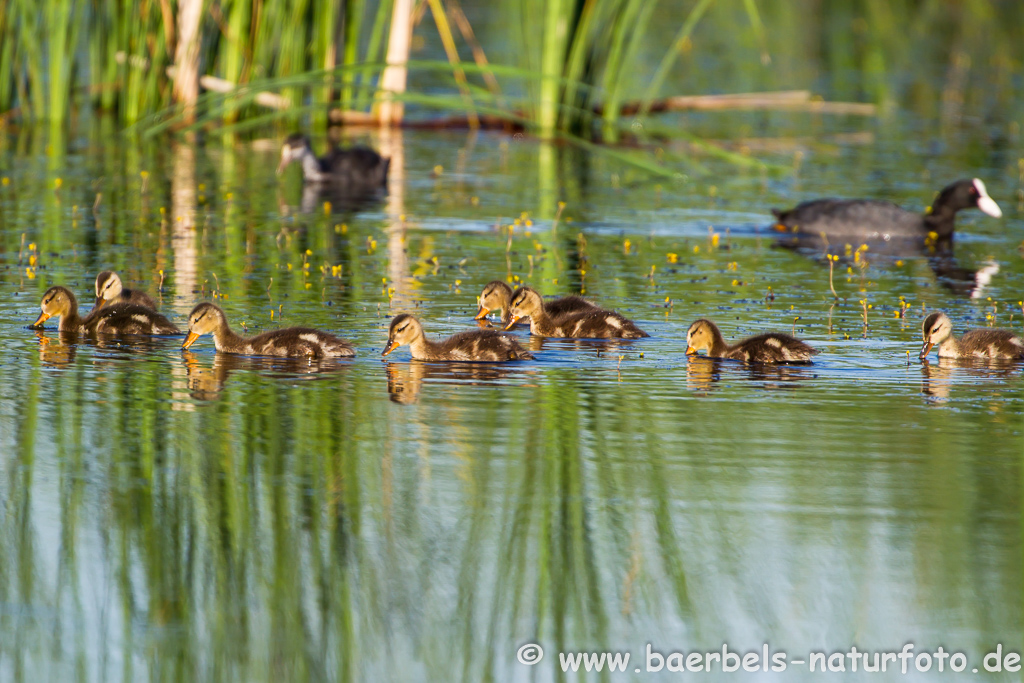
0;110;1021;681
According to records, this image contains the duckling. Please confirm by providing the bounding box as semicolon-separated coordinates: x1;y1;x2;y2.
32;286;179;335
383;314;533;361
919;311;1024;360
504;286;648;339
277;133;390;187
181;302;355;358
686;318;816;363
474;280;598;326
94;270;157;311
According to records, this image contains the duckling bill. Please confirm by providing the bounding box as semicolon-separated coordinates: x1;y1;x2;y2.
919;311;1024;360
475;280;597;327
686;318;816;363
384;314;533;361
182;302;355;358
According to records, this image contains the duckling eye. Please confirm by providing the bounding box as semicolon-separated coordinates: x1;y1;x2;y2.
397;325;407;333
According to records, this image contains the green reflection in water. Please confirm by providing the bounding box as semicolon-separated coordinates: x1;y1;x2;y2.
0;110;1022;681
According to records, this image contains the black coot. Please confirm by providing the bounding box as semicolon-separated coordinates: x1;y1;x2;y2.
771;178;1001;245
277;133;390;188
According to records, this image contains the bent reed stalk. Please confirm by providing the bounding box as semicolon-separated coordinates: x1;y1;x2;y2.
2;0;1011;159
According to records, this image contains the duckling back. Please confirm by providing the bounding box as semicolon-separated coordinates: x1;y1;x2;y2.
953;329;1024;359
116;288;158;311
243;327;356;358
727;333;816;364
88;303;180;335
543;309;648;339
432;329;534;362
544;295;599;321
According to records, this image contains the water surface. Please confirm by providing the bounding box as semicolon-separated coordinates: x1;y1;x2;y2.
0;113;1021;681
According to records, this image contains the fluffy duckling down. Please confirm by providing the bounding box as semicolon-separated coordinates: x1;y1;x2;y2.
505;286;647;339
33;286;179;335
686;318;816;364
94;270;158;311
475;280;597;327
384;314;533;361
183;303;355;358
920;311;1024;360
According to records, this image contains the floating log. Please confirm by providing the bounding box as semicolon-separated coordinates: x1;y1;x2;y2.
609;90;877;116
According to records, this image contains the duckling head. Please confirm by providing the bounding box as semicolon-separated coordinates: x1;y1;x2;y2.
504;287;543;329
183;302;227;350
685;318;718;355
32;286;75;328
383;314;424;355
920;311;953;359
94;270;123;309
475;280;512;320
277;133;312;176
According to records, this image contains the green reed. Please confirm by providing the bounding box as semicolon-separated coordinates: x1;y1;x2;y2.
0;0;1021;169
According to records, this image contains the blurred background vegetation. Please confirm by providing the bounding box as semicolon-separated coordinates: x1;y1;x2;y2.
0;0;1022;147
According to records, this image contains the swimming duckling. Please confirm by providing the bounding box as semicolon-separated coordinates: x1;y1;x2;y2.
32;286;179;335
277;133;390;187
504;286;648;339
383;314;533;361
182;302;355;358
475;280;597;326
919;311;1024;360
686;318;816;363
94;270;157;311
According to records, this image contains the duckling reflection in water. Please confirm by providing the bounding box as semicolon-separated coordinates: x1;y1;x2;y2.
32;286;179;335
35;330;78;366
182;302;355;358
685;318;816;364
524;335;634;357
385;361;526;404
920;355;1020;401
182;350;351;400
475;280;597;328
685;356;721;392
685;354;814;392
182;351;225;400
93;270;158;311
919;311;1024;360
383;314;533;361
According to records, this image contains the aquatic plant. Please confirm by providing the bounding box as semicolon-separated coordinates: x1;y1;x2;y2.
0;0;1017;149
